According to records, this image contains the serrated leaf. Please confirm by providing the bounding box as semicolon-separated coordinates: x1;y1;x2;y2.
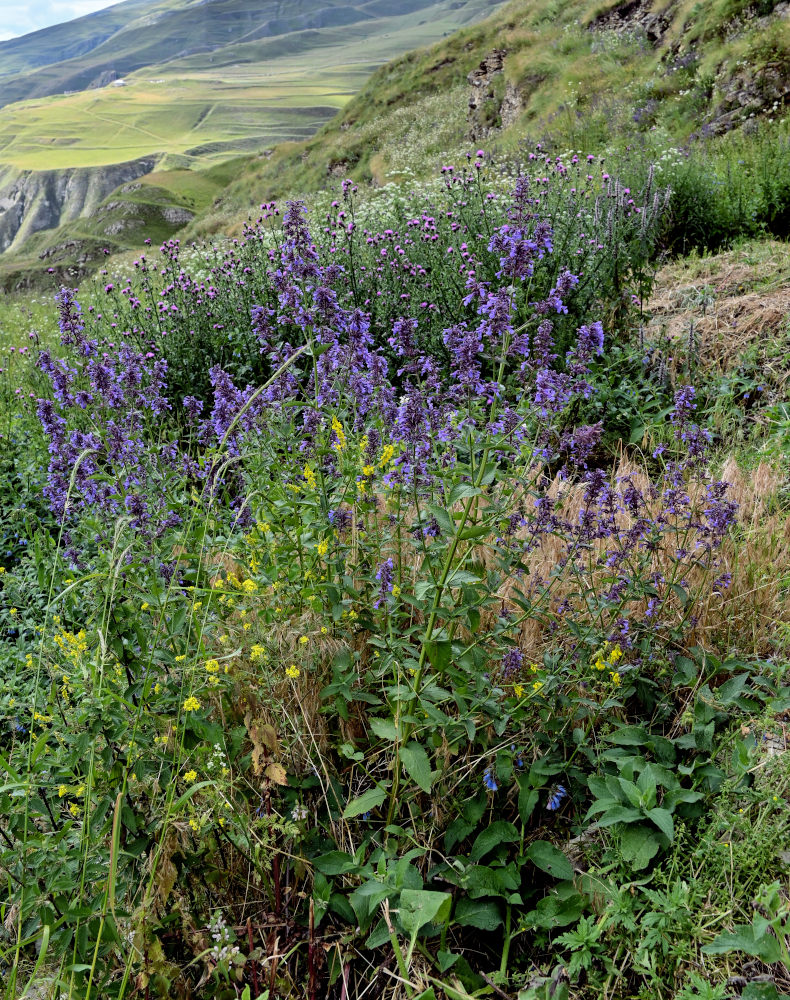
369;717;401;741
264;763;287;785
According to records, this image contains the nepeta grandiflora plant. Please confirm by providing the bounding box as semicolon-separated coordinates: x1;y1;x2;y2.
22;165;736;994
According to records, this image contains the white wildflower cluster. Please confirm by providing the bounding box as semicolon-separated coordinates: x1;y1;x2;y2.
208;911;239;964
205;742;228;776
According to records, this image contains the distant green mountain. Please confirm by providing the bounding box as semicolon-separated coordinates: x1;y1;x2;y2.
0;0;501;109
0;0;505;282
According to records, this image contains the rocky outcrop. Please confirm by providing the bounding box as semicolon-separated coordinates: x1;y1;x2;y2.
0;156;156;254
588;0;674;44
467;50;529;139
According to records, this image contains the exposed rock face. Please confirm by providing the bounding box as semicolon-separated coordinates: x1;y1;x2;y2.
467;49;523;139
709;60;790;132
588;0;674;44
467;49;529;139
0;156;156;254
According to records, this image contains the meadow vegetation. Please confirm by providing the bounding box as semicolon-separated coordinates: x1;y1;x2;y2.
0;119;788;1000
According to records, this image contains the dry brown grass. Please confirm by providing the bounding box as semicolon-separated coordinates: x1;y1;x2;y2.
648;239;790;378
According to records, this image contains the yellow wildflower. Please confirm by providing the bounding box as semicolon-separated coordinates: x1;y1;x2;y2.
241;579;257;593
321;626;328;634
609;671;621;686
513;684;525;698
285;664;300;679
380;444;395;468
243;622;251;631
317;539;329;557
299;635;308;645
58;785;68;798
205;659;220;674
141;602;149;611
175;654;186;662
303;465;317;489
69;803;81;817
184;770;198;783
362;464;375;477
183;696;201;712
250;645;266;661
532;681;543;692
331;415;346;452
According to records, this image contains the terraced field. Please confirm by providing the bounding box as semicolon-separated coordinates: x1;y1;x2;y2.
0;0;505;170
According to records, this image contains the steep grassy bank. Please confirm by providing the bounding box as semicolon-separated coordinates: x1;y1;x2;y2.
190;0;790;236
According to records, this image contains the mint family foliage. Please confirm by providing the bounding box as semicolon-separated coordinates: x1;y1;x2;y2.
0;153;768;999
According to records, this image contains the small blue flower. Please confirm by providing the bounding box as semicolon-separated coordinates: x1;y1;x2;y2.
546;785;568;811
483;766;498;793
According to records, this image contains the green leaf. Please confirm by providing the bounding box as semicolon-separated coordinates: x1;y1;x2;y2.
619;824;661;870
459;524;490;540
454;898;503;930
400;742;433;794
603;725;649;746
646;807;674;842
447;570;482;587
518;779;539;824
426;641;452;672
703;926;783;964
343;786;388;819
596;806;644;828
448;483;481;504
470;821;519;862
399;889;451;936
526;841;574;880
313;851;358;875
368;717;401;742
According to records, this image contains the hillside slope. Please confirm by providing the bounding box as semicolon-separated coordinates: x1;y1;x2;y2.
0;0;505;285
189;0;790;236
0;0;494;108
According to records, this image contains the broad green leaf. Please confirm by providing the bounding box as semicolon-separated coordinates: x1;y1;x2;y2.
703;925;783;964
313;851;357;875
619;824;661;870
596;806;644;828
526;841;574;880
342;786;388;819
518;779;539;824
646;807;674;842
368;717;401;742
470;821;519;862
399;889;451;936
401;742;433;794
454;898;503;930
603;725;649;746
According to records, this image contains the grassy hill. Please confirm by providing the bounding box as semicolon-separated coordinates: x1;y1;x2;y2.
0;0;788;288
0;0;505;170
188;0;790;235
